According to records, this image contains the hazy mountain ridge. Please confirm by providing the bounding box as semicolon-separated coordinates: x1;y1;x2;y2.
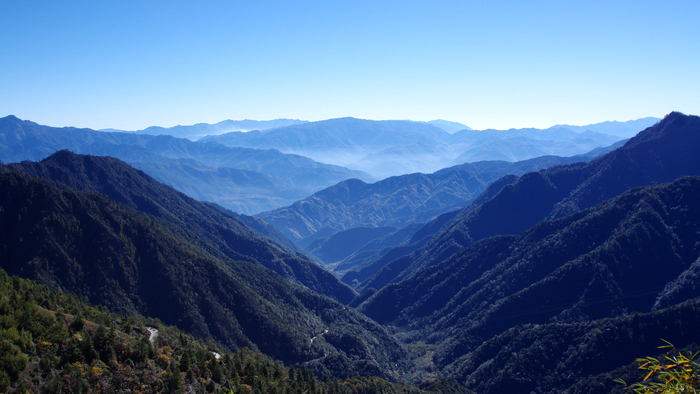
203;116;653;178
128;158;310;214
425;119;472;133
0;115;370;214
449;134;620;165
201;117;453;176
550;116;661;138
101;118;309;140
355;112;700;293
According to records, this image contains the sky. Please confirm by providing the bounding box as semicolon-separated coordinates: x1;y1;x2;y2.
1;0;698;131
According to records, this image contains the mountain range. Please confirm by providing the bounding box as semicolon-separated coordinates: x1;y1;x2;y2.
359;175;700;392
257;145;622;276
101;118;309;140
202;117;654;178
0;115;656;215
1;110;699;394
0;115;370;214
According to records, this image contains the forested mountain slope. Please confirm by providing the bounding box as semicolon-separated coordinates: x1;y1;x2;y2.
7;150;354;303
360;176;700;392
357;112;700;292
452;300;700;394
0;268;459;393
339;174;521;287
334;146;621;286
259;153;608;247
0;166;404;379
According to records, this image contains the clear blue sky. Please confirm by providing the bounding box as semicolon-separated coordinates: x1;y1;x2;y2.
1;0;698;130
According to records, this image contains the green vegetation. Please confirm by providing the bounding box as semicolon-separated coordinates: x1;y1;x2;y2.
617;341;700;393
0;267;462;393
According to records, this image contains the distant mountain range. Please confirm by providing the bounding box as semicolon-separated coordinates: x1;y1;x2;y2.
0;114;656;214
202;117;655;178
0;115;370;214
200;117;453;178
101;118;309;140
550;116;660;138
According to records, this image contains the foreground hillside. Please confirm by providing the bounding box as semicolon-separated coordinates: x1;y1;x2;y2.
0;268;461;393
0;164;404;379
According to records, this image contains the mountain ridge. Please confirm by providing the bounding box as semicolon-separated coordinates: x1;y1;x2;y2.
101;118;309;140
6;150;353;302
203;116;651;178
355;111;700;293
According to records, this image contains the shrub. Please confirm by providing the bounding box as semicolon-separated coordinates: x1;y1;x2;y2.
616;340;700;393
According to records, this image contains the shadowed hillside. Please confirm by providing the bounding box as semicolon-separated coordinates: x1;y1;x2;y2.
8;150;354;303
361;176;700;392
0;164;404;379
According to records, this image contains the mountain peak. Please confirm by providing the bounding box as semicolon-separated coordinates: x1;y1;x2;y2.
621;111;697;151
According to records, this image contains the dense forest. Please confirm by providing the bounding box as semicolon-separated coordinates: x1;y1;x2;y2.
0;267;468;393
